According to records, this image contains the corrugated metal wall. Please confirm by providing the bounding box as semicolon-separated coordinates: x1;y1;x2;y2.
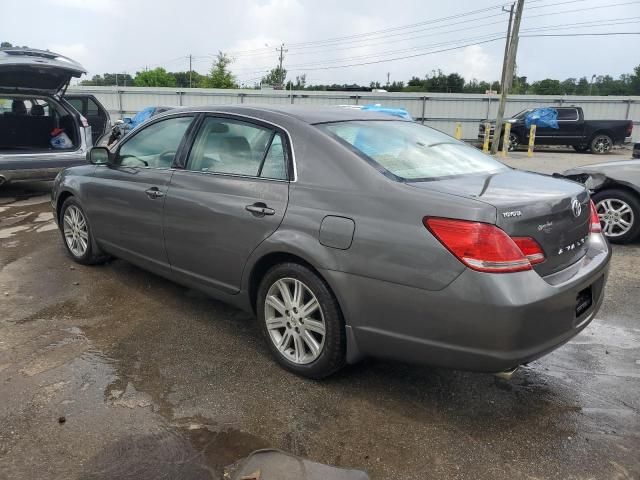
69;86;640;142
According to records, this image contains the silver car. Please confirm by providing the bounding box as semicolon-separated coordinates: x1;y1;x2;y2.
0;48;108;186
51;106;611;378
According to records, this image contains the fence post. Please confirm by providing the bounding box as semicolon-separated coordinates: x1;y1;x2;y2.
501;122;511;158
527;125;537;157
482;122;491;153
117;89;123;118
421;96;427;124
454;122;462;140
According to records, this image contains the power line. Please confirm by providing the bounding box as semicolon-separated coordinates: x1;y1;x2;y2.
522;31;640;37
229;2;515;55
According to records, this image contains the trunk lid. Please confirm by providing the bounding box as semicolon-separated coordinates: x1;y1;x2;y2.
0;48;85;97
409;169;591;276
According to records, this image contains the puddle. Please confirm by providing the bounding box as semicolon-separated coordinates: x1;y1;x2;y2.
571;320;640;349
80;426;269;480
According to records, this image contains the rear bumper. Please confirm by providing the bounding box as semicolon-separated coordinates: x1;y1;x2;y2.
0;167;63;185
324;233;611;372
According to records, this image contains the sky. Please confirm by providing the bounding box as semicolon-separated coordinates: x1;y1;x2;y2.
3;0;640;87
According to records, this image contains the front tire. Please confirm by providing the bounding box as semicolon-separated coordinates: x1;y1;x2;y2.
257;262;346;379
59;197;109;265
592;189;640;244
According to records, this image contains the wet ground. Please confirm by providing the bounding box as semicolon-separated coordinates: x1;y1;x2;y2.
1;150;639;479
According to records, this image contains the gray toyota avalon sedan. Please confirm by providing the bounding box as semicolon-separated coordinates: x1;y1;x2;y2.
51;106;611;379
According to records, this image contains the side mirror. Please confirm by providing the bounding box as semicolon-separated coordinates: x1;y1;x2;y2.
87;146;111;165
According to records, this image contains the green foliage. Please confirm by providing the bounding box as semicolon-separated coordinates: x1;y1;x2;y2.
530;79;563;95
134;68;177;87
261;66;287;88
173;71;205;88
80;73;134;86
206;52;236;89
1;41;12;48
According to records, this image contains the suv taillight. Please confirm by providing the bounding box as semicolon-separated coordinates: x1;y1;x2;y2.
589;199;602;233
423;217;545;273
626;121;633;137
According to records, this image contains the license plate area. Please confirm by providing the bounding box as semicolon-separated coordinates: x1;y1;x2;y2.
575;286;593;318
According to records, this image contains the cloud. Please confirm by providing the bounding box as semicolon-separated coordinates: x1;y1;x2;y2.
47;0;119;12
445;44;500;82
47;43;91;70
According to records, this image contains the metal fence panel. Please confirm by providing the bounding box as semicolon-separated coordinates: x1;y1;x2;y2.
69;86;640;142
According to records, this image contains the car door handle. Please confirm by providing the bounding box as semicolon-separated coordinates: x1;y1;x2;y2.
245;203;275;216
145;187;164;199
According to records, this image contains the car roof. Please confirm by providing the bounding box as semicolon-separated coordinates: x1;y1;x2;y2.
163;104;410;125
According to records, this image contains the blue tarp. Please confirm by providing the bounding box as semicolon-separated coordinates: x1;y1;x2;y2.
361;105;413;120
525;107;559;129
129;106;156;130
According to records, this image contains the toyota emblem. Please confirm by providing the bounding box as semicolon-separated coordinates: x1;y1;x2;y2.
571;199;582;218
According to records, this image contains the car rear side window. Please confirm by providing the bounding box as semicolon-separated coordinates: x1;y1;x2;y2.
557;108;578;121
319;120;507;181
116;116;192;168
186;117;286;179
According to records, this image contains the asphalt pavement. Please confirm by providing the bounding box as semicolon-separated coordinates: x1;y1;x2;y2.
0;148;638;480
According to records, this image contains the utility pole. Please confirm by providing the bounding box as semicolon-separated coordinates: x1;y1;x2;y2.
491;0;524;154
386;72;390;86
189;54;193;88
276;43;287;87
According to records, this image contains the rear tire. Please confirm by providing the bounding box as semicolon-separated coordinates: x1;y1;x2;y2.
257;262;346;379
590;134;613;154
592;189;640;244
59;197;110;265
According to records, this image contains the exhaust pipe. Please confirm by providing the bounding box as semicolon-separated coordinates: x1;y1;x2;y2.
494;366;519;380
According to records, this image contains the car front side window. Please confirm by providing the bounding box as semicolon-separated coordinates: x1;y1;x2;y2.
116;116;193;168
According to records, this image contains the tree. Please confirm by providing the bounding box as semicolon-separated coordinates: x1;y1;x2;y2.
295;74;307;89
530;79;563;95
173;71;205;88
1;41;12;48
560;78;577;95
446;73;465;93
631;65;640;95
133;68;177;87
205;51;236;89
261;66;287;88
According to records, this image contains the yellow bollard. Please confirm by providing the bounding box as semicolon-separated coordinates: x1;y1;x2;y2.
454;122;462;140
501;122;511;158
482;122;491;153
527;124;537;157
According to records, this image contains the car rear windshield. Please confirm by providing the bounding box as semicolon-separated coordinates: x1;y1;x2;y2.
318;120;507;181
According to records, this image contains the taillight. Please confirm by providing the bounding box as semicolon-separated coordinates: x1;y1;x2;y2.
512;237;545;265
589;199;602;233
423;217;545;273
626;121;633;137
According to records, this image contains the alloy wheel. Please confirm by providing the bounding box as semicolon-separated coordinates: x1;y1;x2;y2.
264;277;326;365
597;198;634;237
508;133;519;151
63;205;89;257
592;135;612;154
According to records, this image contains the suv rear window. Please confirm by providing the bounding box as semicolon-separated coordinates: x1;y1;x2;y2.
319;120;507;181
